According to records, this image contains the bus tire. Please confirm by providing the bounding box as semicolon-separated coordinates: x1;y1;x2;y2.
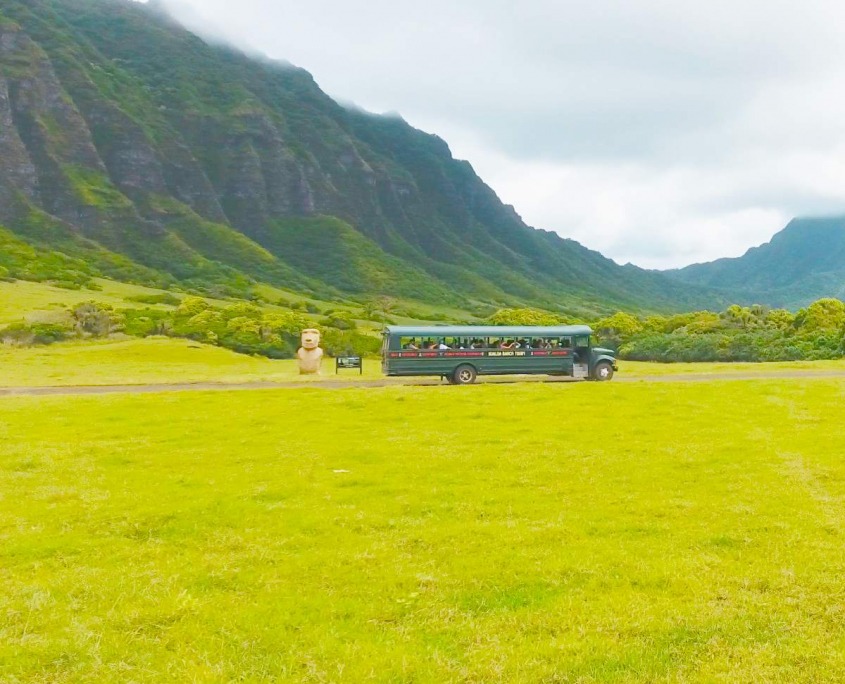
593;362;614;381
452;364;478;385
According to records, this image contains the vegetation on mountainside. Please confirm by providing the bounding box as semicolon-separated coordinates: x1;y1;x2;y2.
0;0;721;315
0;221;164;290
666;216;845;308
4;276;845;363
0;296;381;358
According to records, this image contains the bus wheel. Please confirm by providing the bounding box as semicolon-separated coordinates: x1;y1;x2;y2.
593;362;614;381
453;364;477;385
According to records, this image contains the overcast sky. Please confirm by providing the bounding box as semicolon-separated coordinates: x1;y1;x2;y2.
154;0;845;269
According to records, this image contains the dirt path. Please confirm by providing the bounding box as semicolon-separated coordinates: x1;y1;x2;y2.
3;370;845;397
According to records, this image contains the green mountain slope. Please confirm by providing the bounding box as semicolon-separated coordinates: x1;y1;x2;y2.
666;217;845;309
0;0;722;315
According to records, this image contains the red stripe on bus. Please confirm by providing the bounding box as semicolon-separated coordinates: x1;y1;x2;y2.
393;350;570;358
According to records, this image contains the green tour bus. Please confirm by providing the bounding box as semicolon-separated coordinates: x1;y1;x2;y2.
382;325;617;384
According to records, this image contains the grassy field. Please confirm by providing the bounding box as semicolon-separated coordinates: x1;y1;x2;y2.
0;279;321;325
2;378;845;682
3;337;845;389
1;278;478;331
0;279;176;324
0;338;308;388
0;338;392;388
622;358;845;377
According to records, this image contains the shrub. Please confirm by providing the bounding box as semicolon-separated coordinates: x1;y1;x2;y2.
0;322;71;346
122;308;172;337
176;296;210;317
488;308;562;326
128;293;182;306
321;329;381;357
71;302;124;337
320;312;357;331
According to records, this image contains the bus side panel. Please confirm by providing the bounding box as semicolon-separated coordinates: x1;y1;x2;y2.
384;350;575;377
477;353;573;376
385;358;461;377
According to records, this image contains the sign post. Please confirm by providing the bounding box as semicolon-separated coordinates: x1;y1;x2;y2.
336;356;363;375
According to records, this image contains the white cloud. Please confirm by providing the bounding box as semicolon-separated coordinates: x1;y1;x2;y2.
156;0;845;268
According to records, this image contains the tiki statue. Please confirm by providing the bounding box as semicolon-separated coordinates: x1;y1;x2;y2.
297;328;324;375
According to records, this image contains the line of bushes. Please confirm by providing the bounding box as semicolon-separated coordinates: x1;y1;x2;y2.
1;297;381;358
485;301;845;363
593;300;845;362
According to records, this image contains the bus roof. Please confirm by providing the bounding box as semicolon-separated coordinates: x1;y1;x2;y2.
383;325;593;337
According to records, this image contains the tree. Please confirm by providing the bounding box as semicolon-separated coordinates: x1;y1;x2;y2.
722;305;755;329
263;311;308;334
223;302;263;320
682;312;722;334
71;302;123;337
488;308;562;326
320;312;357;330
795;298;845;332
361;295;397;322
176;296;210;318
595;312;643;339
182;310;224;341
765;309;795;330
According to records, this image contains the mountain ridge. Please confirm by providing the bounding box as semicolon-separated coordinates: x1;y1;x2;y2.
0;0;723;315
665;216;845;309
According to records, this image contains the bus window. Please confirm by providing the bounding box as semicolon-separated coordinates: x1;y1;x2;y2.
560;336;573;348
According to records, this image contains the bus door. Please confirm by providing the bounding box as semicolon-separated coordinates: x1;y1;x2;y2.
381;332;390;374
573;335;590;379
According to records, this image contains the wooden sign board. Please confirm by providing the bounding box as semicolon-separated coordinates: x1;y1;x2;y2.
336;356;363;374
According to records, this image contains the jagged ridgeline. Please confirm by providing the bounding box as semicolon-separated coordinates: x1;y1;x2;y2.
0;0;718;314
665;217;845;310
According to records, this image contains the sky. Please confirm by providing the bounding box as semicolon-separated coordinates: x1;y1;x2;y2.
153;0;845;269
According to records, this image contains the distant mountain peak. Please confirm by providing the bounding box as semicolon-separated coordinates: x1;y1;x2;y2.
665;216;845;309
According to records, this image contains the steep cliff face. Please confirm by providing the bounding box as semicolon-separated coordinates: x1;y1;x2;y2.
0;0;719;313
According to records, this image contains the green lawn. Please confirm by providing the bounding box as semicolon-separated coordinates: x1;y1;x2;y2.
0;338;301;387
3;337;845;389
622;358;845;377
0;278;477;343
2;379;845;681
0;338;388;387
0;279;299;326
0;279;178;324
